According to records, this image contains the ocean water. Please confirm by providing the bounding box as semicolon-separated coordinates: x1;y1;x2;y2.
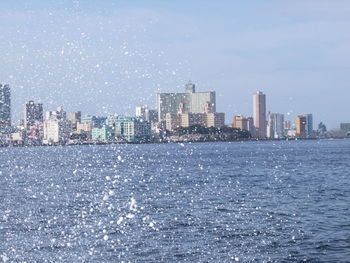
0;139;350;262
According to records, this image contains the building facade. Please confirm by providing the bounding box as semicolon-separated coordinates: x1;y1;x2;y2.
306;114;313;137
81;115;107;128
43;107;71;144
253;91;266;138
296;115;307;138
267;112;285;139
156;82;216;121
24;100;43;128
340;123;350;133
0;84;11;128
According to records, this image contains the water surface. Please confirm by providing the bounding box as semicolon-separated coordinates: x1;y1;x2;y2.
1;139;350;262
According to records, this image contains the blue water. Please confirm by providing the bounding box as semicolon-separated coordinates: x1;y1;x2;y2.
0;139;350;262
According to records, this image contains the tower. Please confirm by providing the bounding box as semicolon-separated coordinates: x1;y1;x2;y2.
253;91;266;138
0;84;11;128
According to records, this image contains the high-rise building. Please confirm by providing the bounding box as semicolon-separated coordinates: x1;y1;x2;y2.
306;114;313;137
136;105;148;120
135;105;158;123
296;115;307;138
156;82;216;121
43;107;71;144
24;100;43;127
0;84;11;128
253;91;266;138
67;111;82;131
267;112;285;139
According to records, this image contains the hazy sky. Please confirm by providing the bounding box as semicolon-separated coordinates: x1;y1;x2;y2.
1;0;349;128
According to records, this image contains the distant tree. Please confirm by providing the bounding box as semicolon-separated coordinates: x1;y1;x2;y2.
172;125;251;139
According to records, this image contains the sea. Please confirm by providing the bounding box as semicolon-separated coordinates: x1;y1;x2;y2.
0;139;350;262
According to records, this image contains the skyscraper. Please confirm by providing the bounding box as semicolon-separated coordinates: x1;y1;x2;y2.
24;100;43;127
296;115;307;138
306;114;313;137
253;91;266;138
0;84;11;127
267;112;285;139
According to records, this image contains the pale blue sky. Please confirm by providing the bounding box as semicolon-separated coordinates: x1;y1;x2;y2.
1;0;349;128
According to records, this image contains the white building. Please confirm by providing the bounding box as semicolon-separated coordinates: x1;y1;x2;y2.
43;107;71;144
156;82;216;121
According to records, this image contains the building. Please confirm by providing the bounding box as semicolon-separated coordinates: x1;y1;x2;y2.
92;125;112;142
136;105;148;120
11;128;25;145
165;101;224;131
284;120;292;136
76;122;93;139
306;114;313;137
43;107;71;144
296;115;307;138
43;119;61;144
67;111;81;131
205;112;225;128
97;116;152;143
0;84;11;128
253;91;266;138
122;117;152;142
267;112;284;139
233;115;248;130
340;123;350;133
24;100;43;128
136;105;158;123
81;115;106;128
156;82;216;121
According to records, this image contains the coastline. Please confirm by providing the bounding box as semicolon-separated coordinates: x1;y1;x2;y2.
2;136;348;148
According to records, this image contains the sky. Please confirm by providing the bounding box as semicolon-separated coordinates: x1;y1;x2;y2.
0;0;349;129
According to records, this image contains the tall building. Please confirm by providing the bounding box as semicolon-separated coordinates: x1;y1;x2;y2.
136;105;158;123
253;91;266;138
267;112;284;139
67;111;82;131
43;107;71;144
296;115;307;138
306;114;313;137
156;82;216;121
0;84;11;128
136;105;148;120
24;101;43;127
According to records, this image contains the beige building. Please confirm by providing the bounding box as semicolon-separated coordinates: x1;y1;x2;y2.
233;115;255;136
157;82;216;121
165;110;224;131
253;91;266;138
206;113;225;128
76;122;93;139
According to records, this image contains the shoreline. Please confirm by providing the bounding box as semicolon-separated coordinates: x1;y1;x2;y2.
1;136;349;148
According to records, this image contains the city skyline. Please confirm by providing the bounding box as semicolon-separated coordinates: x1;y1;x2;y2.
0;82;343;134
0;82;322;131
1;1;350;128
